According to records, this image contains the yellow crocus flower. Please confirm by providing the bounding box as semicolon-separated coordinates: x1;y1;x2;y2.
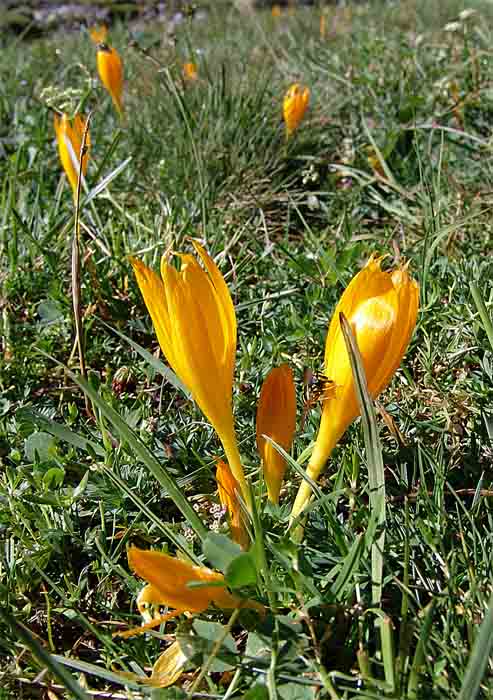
216;459;248;549
131;243;248;505
90;25;124;117
291;255;419;518
117;547;264;637
53;113;90;199
256;364;297;504
283;83;310;139
183;61;198;81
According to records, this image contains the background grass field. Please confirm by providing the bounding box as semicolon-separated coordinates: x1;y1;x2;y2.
2;0;493;697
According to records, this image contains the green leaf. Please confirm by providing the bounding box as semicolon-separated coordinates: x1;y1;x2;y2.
18;409;105;456
24;431;57;462
151;689;187;700
37;299;64;325
225;551;258;588
243;685;269;700
246;632;271;662
203;533;242;572
279;683;316;700
178;620;237;673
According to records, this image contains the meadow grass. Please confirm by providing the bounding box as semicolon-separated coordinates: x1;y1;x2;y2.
2;0;493;697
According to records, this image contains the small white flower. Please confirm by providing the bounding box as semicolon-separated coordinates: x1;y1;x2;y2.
444;21;462;33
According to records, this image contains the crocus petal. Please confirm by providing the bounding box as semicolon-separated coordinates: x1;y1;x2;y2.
283;83;310;139
97;46;124;116
291;255;419;518
256;364;297;504
129;547;235;612
216;460;249;549
132;245;248;505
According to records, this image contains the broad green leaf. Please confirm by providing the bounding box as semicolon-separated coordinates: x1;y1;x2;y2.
24;431;57;462
225;552;258;588
203;533;242;572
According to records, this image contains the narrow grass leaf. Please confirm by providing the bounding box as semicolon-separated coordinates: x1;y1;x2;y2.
101;465;201;564
407;601;435;698
330;534;364;601
84;157;132;205
470;281;493;353
51;654;143;691
457;591;493;700
340;313;386;606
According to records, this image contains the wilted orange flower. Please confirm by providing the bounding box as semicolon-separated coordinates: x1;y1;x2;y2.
131;243;248;506
90;25;124;116
272;4;282;17
183;62;198;81
283;83;310;139
217;460;248;548
53;113;90;199
117;547;264;638
256;365;297;504
117;641;188;688
291;255;419;518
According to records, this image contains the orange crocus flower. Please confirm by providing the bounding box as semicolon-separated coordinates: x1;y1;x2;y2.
291;255;419;518
283;83;310;139
90;25;124;117
53;113;90;199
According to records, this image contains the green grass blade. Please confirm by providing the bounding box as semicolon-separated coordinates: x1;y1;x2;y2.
340;313;386;606
84;157;132;205
330;534;364;601
0;608;90;700
470;281;493;353
407;601;435;698
457;592;493;700
51;654;144;691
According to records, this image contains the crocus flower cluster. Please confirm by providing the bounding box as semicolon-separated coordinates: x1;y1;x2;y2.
53;25;124;197
124;244;418;679
132;244;418;529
